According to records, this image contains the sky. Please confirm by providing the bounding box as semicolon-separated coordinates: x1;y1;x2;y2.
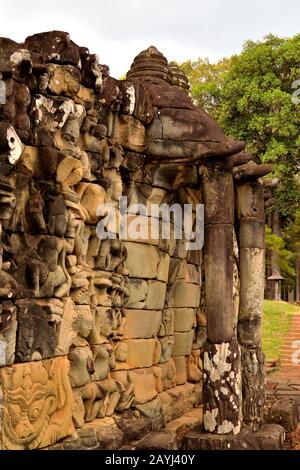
1;0;300;77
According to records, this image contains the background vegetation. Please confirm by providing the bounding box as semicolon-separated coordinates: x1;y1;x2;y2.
179;34;300;293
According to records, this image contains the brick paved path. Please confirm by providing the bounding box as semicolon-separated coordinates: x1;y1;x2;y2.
280;312;300;367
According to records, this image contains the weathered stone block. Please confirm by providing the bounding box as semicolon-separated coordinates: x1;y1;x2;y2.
126;184;170;214
267;398;299;432
143;162;198;191
135;431;179;450
172;281;200;308
126;279;148;308
123;339;161;368
147;138;199;160
154;359;176;391
184;424;284;450
134;397;165;431
158;308;174;337
162;383;201;422
165;408;203;434
125;214;159;245
173;356;187;385
144;281;167;310
157;252;170;282
186;264;200;284
124;242;159;279
116;417;152;444
128;367;158;403
174;308;195;332
123;309;161;339
172;331;194;356
168;258;186;284
113;114;146;152
203;172;234;225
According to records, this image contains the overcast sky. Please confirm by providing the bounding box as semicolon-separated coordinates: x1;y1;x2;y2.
1;0;300;77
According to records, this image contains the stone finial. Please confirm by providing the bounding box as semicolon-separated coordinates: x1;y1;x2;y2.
126;46;171;83
168;61;190;92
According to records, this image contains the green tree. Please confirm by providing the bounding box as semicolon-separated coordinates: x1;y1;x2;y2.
265;225;296;289
216;34;300;219
179;57;232;115
179;34;300;289
180;34;300;219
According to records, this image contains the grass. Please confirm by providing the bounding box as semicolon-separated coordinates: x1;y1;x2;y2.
262;300;300;362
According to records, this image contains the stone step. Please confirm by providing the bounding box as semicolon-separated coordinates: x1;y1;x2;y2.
282;339;300;342
284;329;300;332
266;398;299;433
283;333;300;336
284;336;300;343
281;356;300;366
282;340;300;343
281;351;300;355
280;361;298;364
279;365;299;368
284;331;300;339
280;354;297;357
280;362;300;366
183;424;285;450
165;407;203;434
135;431;179;450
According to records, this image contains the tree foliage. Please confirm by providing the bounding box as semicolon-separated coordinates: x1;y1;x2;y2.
179;57;232;115
179;34;300;220
265;225;296;288
179;34;300;289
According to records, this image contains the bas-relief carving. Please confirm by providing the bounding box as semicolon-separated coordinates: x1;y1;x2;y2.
0;300;17;365
0;356;74;450
0;31;270;446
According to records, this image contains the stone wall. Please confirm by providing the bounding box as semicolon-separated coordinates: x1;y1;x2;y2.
0;31;271;450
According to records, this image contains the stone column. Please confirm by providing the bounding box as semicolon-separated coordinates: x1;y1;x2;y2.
234;161;272;430
202;158;242;435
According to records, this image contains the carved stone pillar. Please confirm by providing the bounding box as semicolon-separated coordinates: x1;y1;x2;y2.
202;158;242;435
234;160;272;430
